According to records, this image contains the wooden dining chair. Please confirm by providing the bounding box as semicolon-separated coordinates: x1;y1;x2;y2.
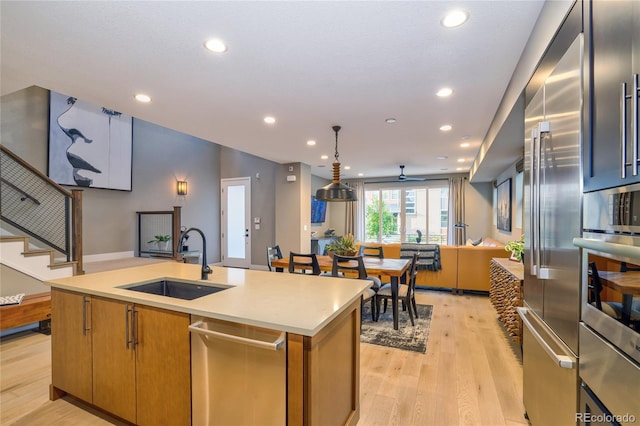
288;252;321;275
266;245;283;271
358;245;384;258
331;254;379;322
375;253;419;326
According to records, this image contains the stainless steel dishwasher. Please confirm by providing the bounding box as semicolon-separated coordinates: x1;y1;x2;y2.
189;316;287;426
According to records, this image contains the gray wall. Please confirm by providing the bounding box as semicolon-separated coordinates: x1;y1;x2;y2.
2;86;223;263
219;146;278;266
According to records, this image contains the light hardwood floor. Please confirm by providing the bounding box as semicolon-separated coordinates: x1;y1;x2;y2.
1;289;526;425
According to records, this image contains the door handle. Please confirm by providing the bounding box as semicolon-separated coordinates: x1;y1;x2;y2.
517;307;574;369
529;127;538;276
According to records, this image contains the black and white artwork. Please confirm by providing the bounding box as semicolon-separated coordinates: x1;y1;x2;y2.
497;178;512;232
48;91;132;191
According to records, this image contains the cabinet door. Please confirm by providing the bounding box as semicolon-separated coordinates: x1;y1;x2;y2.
135;305;191;425
51;289;92;403
92;297;136;423
584;0;639;191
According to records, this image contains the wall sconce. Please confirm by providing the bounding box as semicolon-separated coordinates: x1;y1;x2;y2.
177;180;188;196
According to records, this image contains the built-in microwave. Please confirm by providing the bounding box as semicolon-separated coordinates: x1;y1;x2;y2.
584;182;640;234
575;191;640;423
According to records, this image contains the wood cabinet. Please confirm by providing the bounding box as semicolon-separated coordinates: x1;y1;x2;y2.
287;298;361;426
583;0;640;191
489;258;524;344
51;289;92;403
51;291;191;425
91;297;136;422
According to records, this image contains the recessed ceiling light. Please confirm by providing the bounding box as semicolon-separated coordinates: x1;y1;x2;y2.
456;167;464;171
307;140;316;146
321;155;329;160
135;94;151;103
457;158;465;163
437;156;448;160
344;166;351;170
440;124;452;131
358;173;364;177
264;116;276;124
441;10;469;28
204;38;227;53
460;142;470;148
385;118;397;124
436;87;453;97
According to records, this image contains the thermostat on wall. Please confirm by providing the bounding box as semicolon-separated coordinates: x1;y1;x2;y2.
287;175;296;182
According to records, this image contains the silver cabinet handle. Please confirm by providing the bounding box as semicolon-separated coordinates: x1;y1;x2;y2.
634;74;639;176
126;304;133;350
622;81;629;178
188;320;285;351
82;296;90;336
517;307;574;369
132;308;138;351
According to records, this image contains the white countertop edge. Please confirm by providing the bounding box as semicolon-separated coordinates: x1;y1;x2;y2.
45;264;370;337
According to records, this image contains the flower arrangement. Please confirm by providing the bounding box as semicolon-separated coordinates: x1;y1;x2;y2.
505;235;524;262
325;233;357;257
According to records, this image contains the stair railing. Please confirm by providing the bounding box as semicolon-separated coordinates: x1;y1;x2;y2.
0;145;83;275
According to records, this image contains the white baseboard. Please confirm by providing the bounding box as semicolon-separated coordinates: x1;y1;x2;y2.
83;251;136;263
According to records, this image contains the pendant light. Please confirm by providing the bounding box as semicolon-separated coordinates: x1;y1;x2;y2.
315;125;357;202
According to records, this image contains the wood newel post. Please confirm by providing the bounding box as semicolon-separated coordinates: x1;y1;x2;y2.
72;189;84;275
173;206;182;261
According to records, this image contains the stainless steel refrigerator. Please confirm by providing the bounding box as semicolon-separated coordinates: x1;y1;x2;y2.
519;32;583;425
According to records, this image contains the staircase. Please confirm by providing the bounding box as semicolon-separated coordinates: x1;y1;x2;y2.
0;236;75;281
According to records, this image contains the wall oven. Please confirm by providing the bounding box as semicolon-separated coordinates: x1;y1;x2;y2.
576;184;640;424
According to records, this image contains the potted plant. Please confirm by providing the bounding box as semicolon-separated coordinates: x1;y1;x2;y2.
505;235;524;262
148;234;171;251
325;233;357;257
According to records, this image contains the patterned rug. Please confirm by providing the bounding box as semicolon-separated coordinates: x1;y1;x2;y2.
360;303;433;353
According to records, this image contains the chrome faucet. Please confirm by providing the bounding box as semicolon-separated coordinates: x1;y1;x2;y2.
178;227;212;280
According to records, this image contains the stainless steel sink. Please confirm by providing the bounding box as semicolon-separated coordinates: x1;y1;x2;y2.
121;280;227;300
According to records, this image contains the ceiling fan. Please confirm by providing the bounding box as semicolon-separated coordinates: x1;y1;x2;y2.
397;165;426;181
368;164;429;183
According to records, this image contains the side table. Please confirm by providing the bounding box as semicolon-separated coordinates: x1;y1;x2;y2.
489;257;524;344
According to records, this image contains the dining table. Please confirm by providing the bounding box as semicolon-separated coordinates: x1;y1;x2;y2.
597;270;640;325
270;255;411;330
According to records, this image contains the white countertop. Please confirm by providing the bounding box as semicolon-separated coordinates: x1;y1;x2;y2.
45;262;370;336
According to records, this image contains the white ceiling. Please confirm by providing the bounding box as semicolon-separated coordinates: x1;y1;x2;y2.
0;1;545;182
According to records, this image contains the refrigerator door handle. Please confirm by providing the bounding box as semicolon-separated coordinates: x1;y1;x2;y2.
517;307;575;369
536;122;551;279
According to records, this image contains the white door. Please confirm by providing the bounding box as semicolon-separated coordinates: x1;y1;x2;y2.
221;177;251;268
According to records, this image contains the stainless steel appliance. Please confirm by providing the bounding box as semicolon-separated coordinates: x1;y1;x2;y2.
520;30;583;425
189;316;287;425
575;185;640;424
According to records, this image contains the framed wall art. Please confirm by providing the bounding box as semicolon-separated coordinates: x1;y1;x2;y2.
496;178;512;232
48;91;133;191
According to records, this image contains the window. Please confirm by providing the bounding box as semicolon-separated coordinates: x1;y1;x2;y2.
364;181;449;244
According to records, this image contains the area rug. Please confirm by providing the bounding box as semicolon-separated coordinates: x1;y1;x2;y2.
360;303;433;353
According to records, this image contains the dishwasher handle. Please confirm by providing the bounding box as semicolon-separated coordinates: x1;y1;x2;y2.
517;307;575;369
189;320;286;351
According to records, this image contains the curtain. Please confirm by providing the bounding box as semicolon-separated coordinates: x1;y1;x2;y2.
448;177;466;245
345;180;365;241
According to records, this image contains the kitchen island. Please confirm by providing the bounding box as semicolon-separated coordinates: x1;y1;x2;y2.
46;262;369;426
